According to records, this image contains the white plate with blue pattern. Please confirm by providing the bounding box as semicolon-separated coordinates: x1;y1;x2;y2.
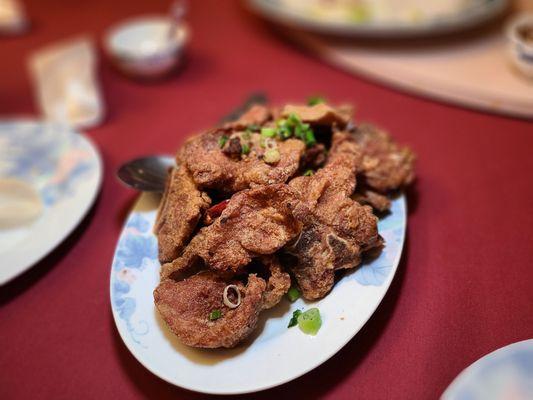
442;339;533;400
110;192;406;394
0;120;102;284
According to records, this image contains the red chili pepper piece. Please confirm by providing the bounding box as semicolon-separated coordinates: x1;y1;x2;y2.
206;199;230;219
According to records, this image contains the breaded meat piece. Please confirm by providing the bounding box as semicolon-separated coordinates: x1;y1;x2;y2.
282;103;352;128
154;272;266;348
225;104;271;130
179;129;305;193
352;123;415;193
352;188;392;213
160;184;304;279
260;255;291;310
154;167;211;263
287;132;381;300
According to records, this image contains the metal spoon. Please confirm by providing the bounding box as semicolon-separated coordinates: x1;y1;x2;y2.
117;155;174;192
116;92;267;192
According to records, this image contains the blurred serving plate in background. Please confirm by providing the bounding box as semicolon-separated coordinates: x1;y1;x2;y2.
247;0;508;38
0;121;102;284
110;192;406;394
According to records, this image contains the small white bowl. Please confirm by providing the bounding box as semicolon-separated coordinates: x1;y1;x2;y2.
506;13;533;79
105;16;189;79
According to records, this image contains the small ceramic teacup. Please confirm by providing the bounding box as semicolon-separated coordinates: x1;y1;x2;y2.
105;16;189;79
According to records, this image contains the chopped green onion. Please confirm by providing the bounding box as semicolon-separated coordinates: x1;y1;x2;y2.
209;309;222;321
261;127;276;138
304;129;316;147
218;135;228;148
307;96;326;106
241;143;250;155
263;148;280;164
303;170;314;177
242;131;251;140
246;124;261;132
297;308;322;335
287;113;300;125
287;287;300;302
288;309;302;328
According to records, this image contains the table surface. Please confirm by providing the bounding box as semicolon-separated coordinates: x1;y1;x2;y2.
1;1;532;399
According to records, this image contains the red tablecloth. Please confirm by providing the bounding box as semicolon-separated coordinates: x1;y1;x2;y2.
1;1;532;399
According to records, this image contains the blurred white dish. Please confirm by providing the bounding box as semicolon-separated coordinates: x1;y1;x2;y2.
0;120;102;284
0;179;43;229
247;0;508;38
506;13;533;79
442;340;533;400
105;16;189;79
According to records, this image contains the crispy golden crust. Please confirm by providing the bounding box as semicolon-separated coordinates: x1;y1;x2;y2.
353;123;416;193
160;184;304;279
154;167;211;263
261;255;291;310
287;132;381;300
154;272;266;348
179;129;305;193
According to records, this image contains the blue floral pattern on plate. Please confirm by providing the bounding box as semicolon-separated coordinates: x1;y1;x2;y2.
0;121;95;206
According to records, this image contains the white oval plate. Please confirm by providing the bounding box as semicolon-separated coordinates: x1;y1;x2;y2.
247;0;508;38
442;339;533;400
110;192;406;394
0;120;102;284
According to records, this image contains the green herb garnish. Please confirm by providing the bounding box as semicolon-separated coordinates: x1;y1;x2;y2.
298;308;322;335
261;127;276;138
209;309;222;321
241;143;250;155
274;114;316;147
218;135;228;148
303;170;314;177
307;96;326;106
246;124;261;132
263;148;280;164
287;287;300;302
242;131;251;140
288;309;302;328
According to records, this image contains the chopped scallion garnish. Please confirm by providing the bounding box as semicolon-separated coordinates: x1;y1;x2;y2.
287;287;300;302
209;310;222;321
261;127;276;138
209;309;222;321
263;148;280;164
307;96;325;106
288;309;302;328
303;170;314;177
241;143;250;155
298;308;322;335
218;135;228;148
246;124;260;132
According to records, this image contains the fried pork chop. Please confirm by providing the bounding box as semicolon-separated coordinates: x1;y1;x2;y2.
154;167;211;263
154;271;266;348
352;123;415;193
178;129;305;193
287;132;381;300
260;255;291;310
160;184;305;279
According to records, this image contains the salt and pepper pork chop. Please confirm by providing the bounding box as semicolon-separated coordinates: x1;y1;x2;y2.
160;184;305;279
154;271;266;348
153;100;415;348
287;132;381;300
352;123;416;193
178;128;305;193
154;167;211;263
